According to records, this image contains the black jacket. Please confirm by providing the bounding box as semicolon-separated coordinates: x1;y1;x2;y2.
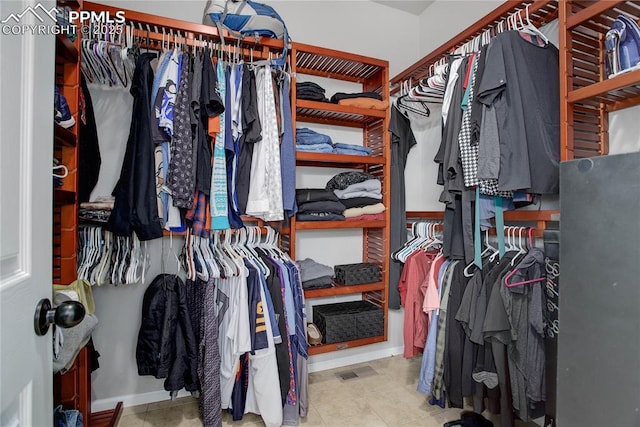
107;52;163;241
136;274;199;395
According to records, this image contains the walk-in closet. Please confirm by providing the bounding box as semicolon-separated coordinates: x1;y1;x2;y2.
0;1;639;427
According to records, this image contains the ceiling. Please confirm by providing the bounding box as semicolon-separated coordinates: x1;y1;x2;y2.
370;0;434;16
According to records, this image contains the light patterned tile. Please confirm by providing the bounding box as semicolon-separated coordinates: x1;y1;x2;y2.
117;413;146;427
314;395;373;422
121;404;148;417
300;407;326;426
323;411;388;427
143;405;195;427
366;387;435;426
147;396;198;412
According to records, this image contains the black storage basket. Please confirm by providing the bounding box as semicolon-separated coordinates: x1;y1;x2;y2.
334;263;381;285
313;300;383;344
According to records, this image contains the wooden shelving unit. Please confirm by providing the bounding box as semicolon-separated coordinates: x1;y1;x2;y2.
295;220;386;230
290;42;390;354
308;335;387;356
559;1;640;160
296;151;385;167
304;281;386;299
53;1;124;425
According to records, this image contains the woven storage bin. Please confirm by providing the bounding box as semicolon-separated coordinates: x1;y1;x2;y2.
313;301;383;344
334;263;381;285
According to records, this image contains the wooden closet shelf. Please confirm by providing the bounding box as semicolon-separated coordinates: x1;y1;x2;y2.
406;210;560;222
568;68;640;110
304;281;385;299
296;100;385;128
293;42;386;83
296;152;385;167
56;34;78;62
296;220;385;230
55;124;76;147
566;1;635;30
308;335;386;356
54;189;76;205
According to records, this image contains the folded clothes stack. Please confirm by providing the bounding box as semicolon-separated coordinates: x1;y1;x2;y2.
296;128;372;156
326;172;386;221
79;196;115;223
330;91;389;110
297;81;328;102
296;258;335;290
333;142;372;156
296;127;334;153
296;188;346;222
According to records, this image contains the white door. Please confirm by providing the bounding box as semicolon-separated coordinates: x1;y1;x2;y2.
0;0;56;425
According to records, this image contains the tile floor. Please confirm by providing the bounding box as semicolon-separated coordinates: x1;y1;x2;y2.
117;355;540;427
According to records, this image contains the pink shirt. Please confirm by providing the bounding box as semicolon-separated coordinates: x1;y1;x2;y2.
400;250;439;358
423;254;446;320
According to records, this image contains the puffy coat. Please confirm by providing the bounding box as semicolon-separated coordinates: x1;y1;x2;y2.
136;274;199;395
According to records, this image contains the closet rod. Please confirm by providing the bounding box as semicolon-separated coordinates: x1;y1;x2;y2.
124;28;277;61
161;218;291;238
389;0;558;94
83;1;286;51
406;210;559;237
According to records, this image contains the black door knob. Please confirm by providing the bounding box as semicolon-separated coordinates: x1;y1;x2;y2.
34;298;86;336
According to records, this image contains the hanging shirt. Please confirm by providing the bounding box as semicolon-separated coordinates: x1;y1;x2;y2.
477;31;560;194
166;53;196;209
400;250;438;358
279;75;297;218
225;64;243;228
236;65;261;214
210;59;231;230
219;275;251;409
246;66;284;221
195;49;224;196
388;104;417;310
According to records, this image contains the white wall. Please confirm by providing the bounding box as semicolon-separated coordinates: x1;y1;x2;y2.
418;0;502;55
88;0;421;410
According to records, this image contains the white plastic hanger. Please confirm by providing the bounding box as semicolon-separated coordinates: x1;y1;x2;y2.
520;5;549;45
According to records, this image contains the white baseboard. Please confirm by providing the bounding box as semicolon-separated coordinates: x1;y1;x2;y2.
92;389;194;412
92;347;404;411
307;345;404;373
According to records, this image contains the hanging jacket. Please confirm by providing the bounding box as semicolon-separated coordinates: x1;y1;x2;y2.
136;274;199;397
107;52;164;241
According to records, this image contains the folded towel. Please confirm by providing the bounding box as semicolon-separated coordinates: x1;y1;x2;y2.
343;203;385;218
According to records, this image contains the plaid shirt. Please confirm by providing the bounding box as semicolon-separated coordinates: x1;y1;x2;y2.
186;190;211;237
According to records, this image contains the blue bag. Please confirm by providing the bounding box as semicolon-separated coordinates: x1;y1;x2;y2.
203;0;290;66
